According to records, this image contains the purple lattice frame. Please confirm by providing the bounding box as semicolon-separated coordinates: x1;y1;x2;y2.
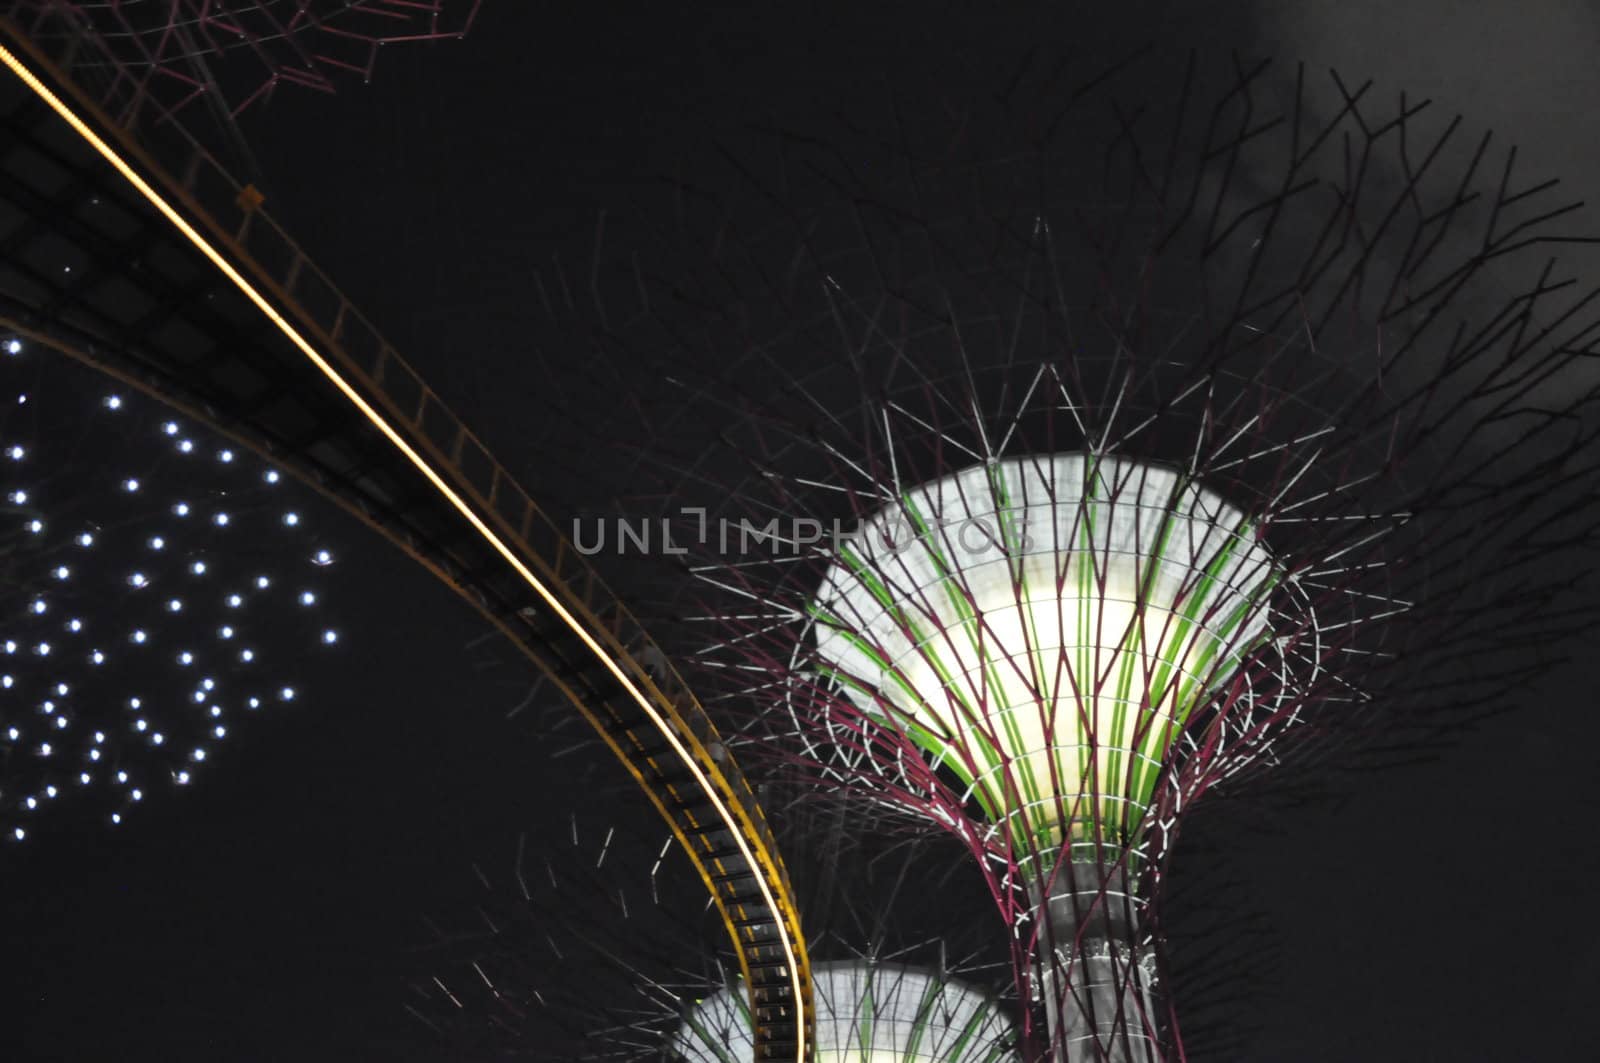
3;1;478;121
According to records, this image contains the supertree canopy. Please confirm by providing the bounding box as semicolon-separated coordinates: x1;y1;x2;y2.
672;960;1016;1063
0;335;342;842
1;0;479;118
531;48;1600;1060
810;452;1279;852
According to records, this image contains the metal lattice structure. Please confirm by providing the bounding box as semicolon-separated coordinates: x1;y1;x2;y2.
3;1;479;120
536;50;1600;1059
0;17;813;1059
674;961;1017;1063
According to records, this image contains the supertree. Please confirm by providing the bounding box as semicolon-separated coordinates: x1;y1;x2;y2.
530;49;1600;1059
408;623;1278;1062
0;333;343;841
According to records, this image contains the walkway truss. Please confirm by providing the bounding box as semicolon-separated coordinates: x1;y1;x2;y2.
0;18;812;1061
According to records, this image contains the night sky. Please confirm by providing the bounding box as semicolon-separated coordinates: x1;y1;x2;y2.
5;3;1600;1059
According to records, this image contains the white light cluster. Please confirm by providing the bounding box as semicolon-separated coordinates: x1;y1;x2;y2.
0;341;344;841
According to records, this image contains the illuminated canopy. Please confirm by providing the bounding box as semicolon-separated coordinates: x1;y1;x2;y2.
811;453;1277;848
670;961;1017;1063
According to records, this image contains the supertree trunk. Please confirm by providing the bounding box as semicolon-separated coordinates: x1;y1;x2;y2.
1027;856;1159;1062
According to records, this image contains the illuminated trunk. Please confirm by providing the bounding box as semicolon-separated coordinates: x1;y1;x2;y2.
1027;859;1161;1062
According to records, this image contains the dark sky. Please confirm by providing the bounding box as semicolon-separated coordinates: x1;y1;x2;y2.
4;3;1600;1059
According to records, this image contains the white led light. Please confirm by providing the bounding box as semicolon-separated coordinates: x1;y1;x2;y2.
321;629;339;645
4;338;21;355
0;351;349;840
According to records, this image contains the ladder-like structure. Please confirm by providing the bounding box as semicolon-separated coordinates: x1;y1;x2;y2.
0;20;812;1060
